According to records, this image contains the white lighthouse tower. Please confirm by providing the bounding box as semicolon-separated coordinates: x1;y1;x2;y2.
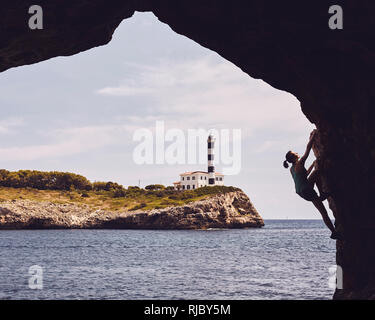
207;134;216;185
173;132;224;190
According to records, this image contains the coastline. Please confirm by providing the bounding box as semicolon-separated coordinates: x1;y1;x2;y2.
0;190;264;230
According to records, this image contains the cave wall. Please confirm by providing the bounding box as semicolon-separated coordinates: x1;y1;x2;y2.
1;0;375;299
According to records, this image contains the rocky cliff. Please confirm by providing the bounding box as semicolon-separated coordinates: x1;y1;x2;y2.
1;1;374;299
0;191;264;229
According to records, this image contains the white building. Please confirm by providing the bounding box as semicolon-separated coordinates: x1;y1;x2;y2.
173;134;224;190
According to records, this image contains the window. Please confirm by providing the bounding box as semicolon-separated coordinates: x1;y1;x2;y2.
187;177;190;180
182;185;185;190
205;176;207;180
192;185;195;189
200;176;203;180
182;177;184;181
220;177;223;181
187;185;190;190
192;176;195;180
216;177;218;181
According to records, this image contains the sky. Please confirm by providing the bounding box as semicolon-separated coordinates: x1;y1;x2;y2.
0;12;329;219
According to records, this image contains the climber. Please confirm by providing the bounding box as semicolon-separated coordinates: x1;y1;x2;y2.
283;130;342;240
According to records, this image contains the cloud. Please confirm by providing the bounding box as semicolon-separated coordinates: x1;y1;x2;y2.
0;118;24;134
95;55;312;136
97;86;154;96
0;125;133;161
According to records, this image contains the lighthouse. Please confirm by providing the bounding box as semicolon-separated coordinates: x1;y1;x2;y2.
207;134;215;185
173;133;224;190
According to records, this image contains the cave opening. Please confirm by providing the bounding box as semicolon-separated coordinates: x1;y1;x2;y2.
0;12;321;219
0;11;336;298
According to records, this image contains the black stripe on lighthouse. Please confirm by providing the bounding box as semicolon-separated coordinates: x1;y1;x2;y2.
208;166;215;173
208;154;214;161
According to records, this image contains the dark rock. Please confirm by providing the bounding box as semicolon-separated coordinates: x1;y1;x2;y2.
0;0;374;299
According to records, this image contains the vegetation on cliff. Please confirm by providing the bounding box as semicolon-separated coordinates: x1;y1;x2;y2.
0;170;240;211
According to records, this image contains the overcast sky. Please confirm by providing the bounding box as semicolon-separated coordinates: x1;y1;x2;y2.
0;12;329;219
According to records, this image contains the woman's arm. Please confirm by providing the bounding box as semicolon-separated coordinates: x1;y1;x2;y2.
306;160;316;176
299;130;317;166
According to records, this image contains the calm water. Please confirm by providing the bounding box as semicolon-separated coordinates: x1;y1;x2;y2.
0;220;336;300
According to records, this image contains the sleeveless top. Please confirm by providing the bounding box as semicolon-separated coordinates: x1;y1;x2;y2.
290;165;310;194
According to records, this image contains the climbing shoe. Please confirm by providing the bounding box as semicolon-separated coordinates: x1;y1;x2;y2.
330;231;343;240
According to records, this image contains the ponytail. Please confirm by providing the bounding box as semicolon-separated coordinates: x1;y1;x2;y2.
283;151;293;168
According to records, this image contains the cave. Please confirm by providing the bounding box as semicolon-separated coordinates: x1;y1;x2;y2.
1;1;374;299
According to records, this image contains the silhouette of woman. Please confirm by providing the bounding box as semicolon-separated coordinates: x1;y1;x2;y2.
283;130;341;240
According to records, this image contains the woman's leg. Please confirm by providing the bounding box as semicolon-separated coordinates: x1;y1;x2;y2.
312;199;335;233
308;169;329;201
307;169;319;187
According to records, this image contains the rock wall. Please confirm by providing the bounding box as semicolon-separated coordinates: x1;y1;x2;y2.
0;191;264;229
1;1;374;298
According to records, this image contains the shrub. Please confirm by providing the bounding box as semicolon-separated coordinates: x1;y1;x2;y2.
180;193;194;200
93;181;124;192
0;170;92;191
113;189;127;198
145;184;165;191
129;202;147;211
126;186;146;197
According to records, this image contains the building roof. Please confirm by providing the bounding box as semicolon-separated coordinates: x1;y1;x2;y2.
180;171;224;176
180;171;208;176
173;181;181;185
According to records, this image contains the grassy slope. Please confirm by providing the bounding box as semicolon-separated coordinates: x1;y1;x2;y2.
0;186;239;212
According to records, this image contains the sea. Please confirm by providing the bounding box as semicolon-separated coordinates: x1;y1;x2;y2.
0;220;336;300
